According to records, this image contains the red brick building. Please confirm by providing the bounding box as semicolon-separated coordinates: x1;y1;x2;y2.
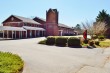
34;9;74;36
0;9;74;39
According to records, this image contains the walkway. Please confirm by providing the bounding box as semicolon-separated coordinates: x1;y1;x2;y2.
0;38;110;73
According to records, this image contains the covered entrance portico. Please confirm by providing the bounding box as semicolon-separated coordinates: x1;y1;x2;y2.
0;26;26;39
23;26;45;38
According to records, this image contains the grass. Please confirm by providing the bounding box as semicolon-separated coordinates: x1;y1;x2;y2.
98;39;110;48
0;51;24;73
81;39;110;48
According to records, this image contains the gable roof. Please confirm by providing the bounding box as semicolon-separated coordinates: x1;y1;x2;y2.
13;15;41;24
34;16;73;29
3;15;40;25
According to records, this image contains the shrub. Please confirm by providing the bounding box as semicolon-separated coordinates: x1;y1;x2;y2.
98;35;105;41
55;37;68;46
89;40;94;46
38;39;46;44
68;37;81;47
46;37;55;45
83;39;89;44
92;35;98;39
95;41;100;45
0;51;24;73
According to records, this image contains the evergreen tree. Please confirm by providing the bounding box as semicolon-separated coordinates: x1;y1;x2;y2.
96;9;110;26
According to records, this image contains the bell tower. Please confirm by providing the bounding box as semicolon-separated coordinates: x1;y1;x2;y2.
46;8;59;36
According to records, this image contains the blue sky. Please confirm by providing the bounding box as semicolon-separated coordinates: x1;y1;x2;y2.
0;0;110;27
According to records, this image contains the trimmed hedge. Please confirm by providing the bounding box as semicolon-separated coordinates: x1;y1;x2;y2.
0;52;24;73
46;37;56;45
68;37;81;47
55;37;68;46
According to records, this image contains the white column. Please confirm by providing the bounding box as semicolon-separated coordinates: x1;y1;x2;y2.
42;31;43;37
61;31;62;36
19;31;20;39
44;31;45;36
21;31;22;38
38;31;39;37
35;30;36;37
61;30;63;36
26;31;27;38
7;30;8;38
30;30;31;38
3;30;4;38
12;31;13;39
15;31;16;39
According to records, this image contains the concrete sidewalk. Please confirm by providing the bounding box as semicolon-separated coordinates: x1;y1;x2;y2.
0;37;110;73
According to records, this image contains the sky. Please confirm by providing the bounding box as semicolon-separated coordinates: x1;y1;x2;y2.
0;0;110;27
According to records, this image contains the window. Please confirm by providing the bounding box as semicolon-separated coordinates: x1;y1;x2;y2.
18;23;20;26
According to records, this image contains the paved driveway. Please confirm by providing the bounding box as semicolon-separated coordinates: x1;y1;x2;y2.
0;38;110;73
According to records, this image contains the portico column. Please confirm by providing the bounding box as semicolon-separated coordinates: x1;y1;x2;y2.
19;31;20;39
21;31;22;38
3;30;4;38
26;31;27;38
7;30;8;38
30;30;32;38
35;30;36;37
15;31;16;39
12;31;13;39
38;30;39;37
42;31;43;37
61;30;63;36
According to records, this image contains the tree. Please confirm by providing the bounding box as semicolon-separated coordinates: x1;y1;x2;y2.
81;21;94;37
74;24;82;34
81;21;107;38
93;22;107;36
96;9;110;26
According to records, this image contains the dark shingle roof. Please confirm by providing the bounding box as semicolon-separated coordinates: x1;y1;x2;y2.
58;23;73;29
34;17;73;29
12;15;40;25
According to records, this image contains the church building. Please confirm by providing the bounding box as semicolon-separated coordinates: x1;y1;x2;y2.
0;9;74;39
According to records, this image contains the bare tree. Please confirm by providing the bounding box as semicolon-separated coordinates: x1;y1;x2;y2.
81;21;94;37
81;21;107;37
93;22;107;36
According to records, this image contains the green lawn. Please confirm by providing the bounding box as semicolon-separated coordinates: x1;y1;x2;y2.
82;39;110;48
0;52;24;73
99;39;110;48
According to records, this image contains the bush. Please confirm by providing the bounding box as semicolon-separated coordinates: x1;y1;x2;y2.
83;39;89;44
46;37;55;45
95;41;100;45
0;52;24;73
38;39;46;44
68;37;81;47
98;35;105;41
55;37;68;46
92;35;98;39
89;40;94;46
